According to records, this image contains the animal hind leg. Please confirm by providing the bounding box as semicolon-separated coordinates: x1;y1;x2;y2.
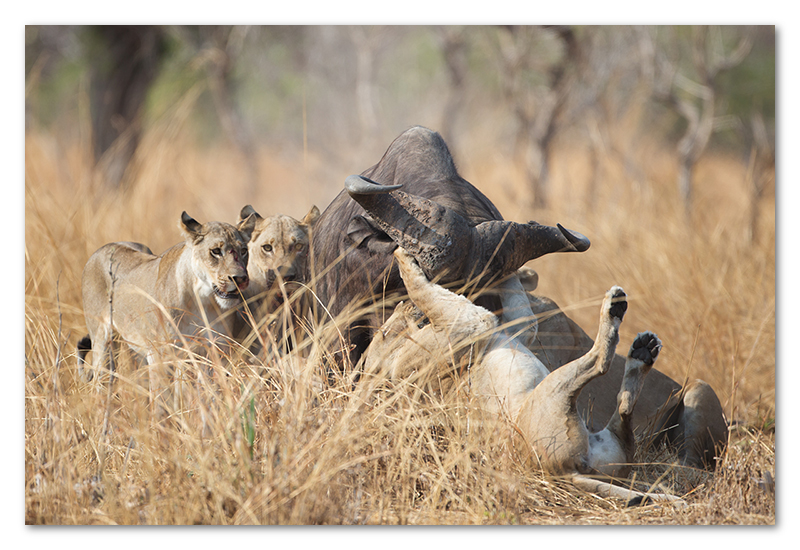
679;380;728;469
81;323;113;385
533;286;627;403
571;474;686;508
515;287;627;475
596;331;662;478
146;350;172;421
77;335;93;382
615;332;662;420
656;379;728;470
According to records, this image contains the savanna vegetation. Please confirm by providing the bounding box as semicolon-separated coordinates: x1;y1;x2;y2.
24;25;774;525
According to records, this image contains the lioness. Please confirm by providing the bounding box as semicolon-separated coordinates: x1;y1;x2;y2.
363;248;683;504
77;212;256;408
235;204;320;353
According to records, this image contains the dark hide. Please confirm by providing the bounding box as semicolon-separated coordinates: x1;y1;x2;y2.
311;126;506;364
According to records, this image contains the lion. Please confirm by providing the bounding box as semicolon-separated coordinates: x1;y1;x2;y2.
234;204;320;355
362;248;685;505
77;211;256;411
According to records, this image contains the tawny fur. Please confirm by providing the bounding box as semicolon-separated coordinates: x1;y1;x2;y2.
235;205;320;355
516;275;728;470
78;212;255;410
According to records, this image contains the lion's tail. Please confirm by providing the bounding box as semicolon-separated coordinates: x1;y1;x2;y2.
77;336;92;381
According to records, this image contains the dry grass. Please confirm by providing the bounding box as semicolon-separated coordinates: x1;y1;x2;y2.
24;114;775;525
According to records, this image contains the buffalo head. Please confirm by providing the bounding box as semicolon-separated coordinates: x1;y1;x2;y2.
311;126;590;365
344;174;589;289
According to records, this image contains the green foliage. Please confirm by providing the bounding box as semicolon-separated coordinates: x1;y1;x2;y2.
143;33;202;121
240;393;257;461
644;25;774;153
25;27;87;128
718;28;775;119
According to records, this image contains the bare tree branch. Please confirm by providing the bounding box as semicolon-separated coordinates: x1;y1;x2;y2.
646;26;754;216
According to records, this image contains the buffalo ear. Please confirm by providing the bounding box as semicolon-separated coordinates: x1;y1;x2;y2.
303;205;321;228
239;204;263;224
180;211;204;241
345;215;376;248
517;267;539;292
346;215;397;254
367;237;399;255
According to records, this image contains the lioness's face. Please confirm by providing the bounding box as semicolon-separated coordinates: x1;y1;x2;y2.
181;213;252;309
238;205;320;297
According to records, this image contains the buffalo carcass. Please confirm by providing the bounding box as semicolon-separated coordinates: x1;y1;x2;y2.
311;125;727;469
312;125;588;364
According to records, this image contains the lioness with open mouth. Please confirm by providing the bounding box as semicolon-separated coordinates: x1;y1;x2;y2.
77;211;256;411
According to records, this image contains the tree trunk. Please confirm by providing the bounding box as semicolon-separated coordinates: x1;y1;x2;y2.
351;27;380;147
525;137;550;209
438;27;467;146
205;27;259;195
677;155;694;214
88;26;167;187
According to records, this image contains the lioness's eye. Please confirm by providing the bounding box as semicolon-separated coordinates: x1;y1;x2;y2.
262;244;273;253
211;248;222;257
241;248;248;258
295;243;305;252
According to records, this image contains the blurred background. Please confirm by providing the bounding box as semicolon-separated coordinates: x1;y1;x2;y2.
24;25;774;218
24;25;775;423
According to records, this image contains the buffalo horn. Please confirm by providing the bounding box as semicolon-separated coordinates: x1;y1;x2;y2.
344;174;591;285
468;220;590;283
345;174;472;280
345;174;403;195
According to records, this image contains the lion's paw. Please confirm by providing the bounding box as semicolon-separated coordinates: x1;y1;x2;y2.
393;246;425;279
629;331;662;365
604;286;628;321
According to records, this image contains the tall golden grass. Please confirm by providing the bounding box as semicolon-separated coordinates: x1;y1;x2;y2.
24;110;774;524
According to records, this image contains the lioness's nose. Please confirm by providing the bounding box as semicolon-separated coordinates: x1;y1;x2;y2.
278;267;297;282
232;275;249;288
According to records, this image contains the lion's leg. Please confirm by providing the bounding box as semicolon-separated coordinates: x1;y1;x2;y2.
146;350;172;420
82;323;113;385
516;287;627;474
611;333;661;423
361;301;415;376
77;335;94;382
534;287;627;402
394;247;497;342
571;474;685;508
592;332;661;478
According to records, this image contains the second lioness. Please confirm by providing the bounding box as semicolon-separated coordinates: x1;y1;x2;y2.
236;204;320;352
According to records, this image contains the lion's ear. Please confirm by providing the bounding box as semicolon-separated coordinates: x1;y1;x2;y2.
302;205;321;228
180;211;204;241
237;213;257;241
239;205;262;224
